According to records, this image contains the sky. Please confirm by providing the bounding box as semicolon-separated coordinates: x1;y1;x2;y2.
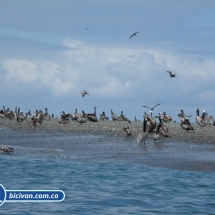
0;0;215;122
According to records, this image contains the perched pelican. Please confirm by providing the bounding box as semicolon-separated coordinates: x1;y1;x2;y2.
130;31;139;39
111;109;121;121
120;111;130;123
210;116;215;126
137;117;148;144
87;107;98;122
157;116;169;137
99;111;109;120
72;108;82;121
43;108;51;121
81;90;89;97
134;116;140;122
122;126;131;136
77;115;87;124
196;108;205;127
180;117;194;131
201;110;211;127
153;123;162;142
57;111;71;125
0;108;6;118
178;109;192;123
167;71;177;77
144;112;156;132
162;112;172;123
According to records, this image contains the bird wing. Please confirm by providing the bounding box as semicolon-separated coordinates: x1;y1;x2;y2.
167;71;172;75
130;31;139;38
152;103;161;109
142;106;151;109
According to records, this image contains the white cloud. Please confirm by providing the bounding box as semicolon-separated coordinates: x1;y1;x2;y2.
0;59;73;96
1;59;38;83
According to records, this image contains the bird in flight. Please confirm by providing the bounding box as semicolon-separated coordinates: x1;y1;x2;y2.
81;90;89;97
130;31;139;39
142;103;161;111
167;71;177;77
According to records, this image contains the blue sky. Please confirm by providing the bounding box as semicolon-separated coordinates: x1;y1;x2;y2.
0;0;215;122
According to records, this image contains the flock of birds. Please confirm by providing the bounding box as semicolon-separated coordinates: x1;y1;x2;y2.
0;31;213;152
0;98;214;153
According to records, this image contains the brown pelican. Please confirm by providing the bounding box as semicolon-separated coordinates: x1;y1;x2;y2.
137;117;148;144
167;71;177;77
43;108;51;120
157;112;172;123
196;108;205;126
134;116;140;122
157;116;169;137
122;126;131;136
24;110;31;120
0;146;14;154
153;123;162;142
162;112;172;123
77;115;87;124
111;109;121;121
27;110;44;126
81;90;89;97
201;110;211;127
120;111;130;123
16;107;25;122
99;111;109;120
180;117;194;131
130;31;139;39
6;109;15;121
87;107;98;122
178;109;192;123
210;116;215;126
144;112;156;132
57;111;71;124
72;108;81;121
0;108;6;118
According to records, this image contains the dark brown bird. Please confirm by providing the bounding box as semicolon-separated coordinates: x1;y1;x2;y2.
167;71;177;77
130;31;139;39
137;117;148;144
81;90;89;97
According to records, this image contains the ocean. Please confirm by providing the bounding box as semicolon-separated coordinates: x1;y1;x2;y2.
1;128;215;214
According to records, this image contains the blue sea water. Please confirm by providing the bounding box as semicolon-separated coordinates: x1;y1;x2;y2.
1;131;215;214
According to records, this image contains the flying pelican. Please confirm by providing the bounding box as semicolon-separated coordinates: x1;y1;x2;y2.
142;103;161;111
81;90;89;97
167;71;177;77
130;31;139;39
